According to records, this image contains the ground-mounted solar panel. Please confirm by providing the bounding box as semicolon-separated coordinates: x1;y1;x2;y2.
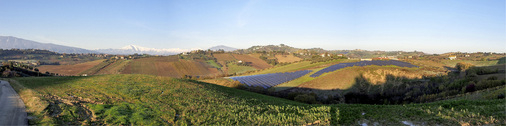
229;70;313;88
310;60;418;77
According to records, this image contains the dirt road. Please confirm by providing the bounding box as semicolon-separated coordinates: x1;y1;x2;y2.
0;80;28;125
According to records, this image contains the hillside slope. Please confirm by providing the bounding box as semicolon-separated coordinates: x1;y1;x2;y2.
37;59;106;76
121;56;221;78
9;75;332;125
6;74;504;125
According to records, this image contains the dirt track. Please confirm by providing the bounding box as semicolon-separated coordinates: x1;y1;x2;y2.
0;80;28;125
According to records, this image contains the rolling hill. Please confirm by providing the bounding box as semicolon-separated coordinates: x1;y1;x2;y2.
121;56;221;78
208;45;237;52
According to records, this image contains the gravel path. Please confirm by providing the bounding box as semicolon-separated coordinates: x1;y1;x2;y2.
0;80;28;125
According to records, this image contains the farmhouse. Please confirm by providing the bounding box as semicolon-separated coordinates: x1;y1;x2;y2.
360;58;373;61
320;53;330;57
449;55;457;60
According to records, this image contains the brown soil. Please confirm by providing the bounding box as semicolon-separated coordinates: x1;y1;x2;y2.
37;59;105;76
231;54;272;69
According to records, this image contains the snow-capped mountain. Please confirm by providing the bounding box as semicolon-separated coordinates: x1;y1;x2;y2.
95;45;200;55
0;36;97;54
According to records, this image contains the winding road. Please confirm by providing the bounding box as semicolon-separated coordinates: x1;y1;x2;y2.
0;80;28;125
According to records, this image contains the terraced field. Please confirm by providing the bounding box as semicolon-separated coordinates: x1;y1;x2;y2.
95;60;131;75
37;59;106;76
231;54;272;69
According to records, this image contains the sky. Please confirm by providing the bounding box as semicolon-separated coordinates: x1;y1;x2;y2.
0;0;504;54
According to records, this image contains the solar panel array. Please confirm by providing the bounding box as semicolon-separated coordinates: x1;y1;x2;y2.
310;60;418;77
230;70;312;88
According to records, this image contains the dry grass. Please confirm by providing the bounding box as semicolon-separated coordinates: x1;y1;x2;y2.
298;66;425;90
5;79;51;124
37;59;105;76
200;78;242;88
298;67;360;90
275;54;302;63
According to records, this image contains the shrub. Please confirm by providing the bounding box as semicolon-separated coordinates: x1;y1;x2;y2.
498;94;505;99
294;94;317;104
487;76;498;80
464;83;476;93
456;62;474;71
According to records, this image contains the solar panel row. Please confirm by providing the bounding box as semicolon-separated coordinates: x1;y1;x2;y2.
310;60;418;77
229;70;312;88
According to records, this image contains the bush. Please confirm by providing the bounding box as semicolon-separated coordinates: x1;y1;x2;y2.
467;67;498;75
456;62;474;71
487;76;498;80
464;83;476;93
294;94;317;104
498;94;505;99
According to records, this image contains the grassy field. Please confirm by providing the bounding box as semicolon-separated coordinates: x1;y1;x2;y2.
226;63;257;74
441;60;498;67
205;60;221;69
37;59;105;76
7;75;333;125
297;66;423;90
122;57;220;77
4;74;504;125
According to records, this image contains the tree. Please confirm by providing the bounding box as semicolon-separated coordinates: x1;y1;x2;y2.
456;62;473;71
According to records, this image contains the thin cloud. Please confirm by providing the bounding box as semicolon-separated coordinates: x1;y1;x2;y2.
237;0;259;28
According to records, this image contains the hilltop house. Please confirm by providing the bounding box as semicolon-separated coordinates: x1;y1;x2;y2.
320;53;330;57
449;55;457;60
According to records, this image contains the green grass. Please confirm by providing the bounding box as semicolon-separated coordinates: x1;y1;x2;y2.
442;60;498;67
11;75;332;125
7;74;505;125
227;63;257;74
205;60;221;69
335;99;505;125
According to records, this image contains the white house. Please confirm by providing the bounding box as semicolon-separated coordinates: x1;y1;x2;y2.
449;56;457;60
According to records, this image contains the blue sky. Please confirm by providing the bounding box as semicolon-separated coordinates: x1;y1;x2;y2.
0;0;504;54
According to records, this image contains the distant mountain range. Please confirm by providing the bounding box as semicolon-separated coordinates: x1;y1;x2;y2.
208;45;237;52
0;36;202;55
0;36;427;57
0;36;97;54
95;45;199;55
